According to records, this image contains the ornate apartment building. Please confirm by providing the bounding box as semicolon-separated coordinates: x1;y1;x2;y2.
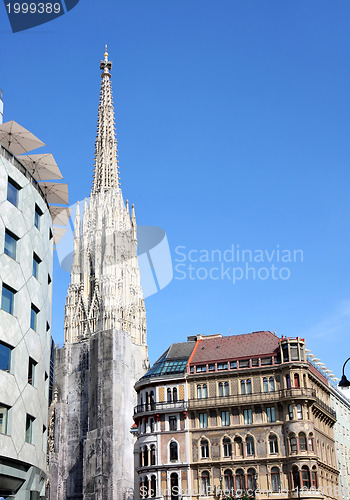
134;332;340;500
47;48;149;500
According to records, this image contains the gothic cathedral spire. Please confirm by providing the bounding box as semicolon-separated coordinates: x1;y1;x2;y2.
92;45;120;193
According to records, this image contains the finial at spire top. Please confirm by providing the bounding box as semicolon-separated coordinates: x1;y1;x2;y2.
100;44;112;78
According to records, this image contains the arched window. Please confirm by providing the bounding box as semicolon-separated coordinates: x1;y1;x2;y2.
246;379;252;394
143;446;149;466
288;404;294;420
297;404;303;420
235;469;245;491
167;388;172;402
201;471;210;495
224;469;234;492
269;377;275;391
200;439;209;458
263;377;268;393
150;475;157;498
269;434;278;454
173;387;178;402
150;418;154;433
197;385;202;399
311;466;318;488
290;433;297;453
140;477;147;499
247;468;257;490
308;433;314;452
150;445;156;465
150;391;155;408
224;381;229;396
219;382;224;397
234;436;243;457
299;432;307;451
170;472;179;500
292;466;300;489
294;373;300;388
223;437;232;457
241;380;246;395
170;441;178;461
246;435;255;456
271;467;281;492
286;374;291;389
203;384;208;399
302;465;311;488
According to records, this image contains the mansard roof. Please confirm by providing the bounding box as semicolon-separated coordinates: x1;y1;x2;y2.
141;340;197;380
190;330;280;364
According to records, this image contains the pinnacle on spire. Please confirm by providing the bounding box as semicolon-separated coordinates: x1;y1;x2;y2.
92;47;120;194
74;201;80;238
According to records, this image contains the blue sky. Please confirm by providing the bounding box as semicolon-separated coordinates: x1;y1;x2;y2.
1;0;350;377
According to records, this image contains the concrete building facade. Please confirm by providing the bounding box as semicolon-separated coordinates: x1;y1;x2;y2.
47;47;149;500
0;131;67;497
134;332;340;500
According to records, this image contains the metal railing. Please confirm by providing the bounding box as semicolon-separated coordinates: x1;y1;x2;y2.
313;397;337;419
134;400;187;415
188;388;316;409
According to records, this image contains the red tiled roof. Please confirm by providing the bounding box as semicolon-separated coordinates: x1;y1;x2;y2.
308;362;329;386
190;331;280;364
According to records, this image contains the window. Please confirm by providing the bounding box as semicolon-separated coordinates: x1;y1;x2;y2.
150;445;156;465
150;418;154;432
290;433;297;453
190;366;194;373
292;466;300;489
28;357;37;386
244;409;253;425
297;404;303;420
200;439;209;458
224;381;229;396
169;441;178;461
196;365;206;372
261;357;272;365
30;304;39;331
33;253;41;279
308;433;314;452
282;344;289;362
286;374;291;388
217;362;228;370
271;467;281;492
201;471;210;495
0;405;9;434
247;468;257;490
241;379;251;394
34;204;43;229
197;385;202;399
169;416;177;431
290;343;299;361
173;387;177;402
294;373;300;388
269;434;278;454
7;177;20;207
219;382;224;397
239;359;250;368
197;384;207;399
235;469;245;490
223;437;232;457
1;284;15;315
311;467;318;488
221;411;230;426
252;358;259;367
4;229;18;260
170;472;178;499
209;363;215;371
167;388;172;402
199;413;208;428
263;377;268;393
25;414;35;443
143;446;148;466
224;469;234;491
203;384;207;398
150;475;156;498
288;404;293;420
269;377;275;391
301;466;311;488
246;436;255;455
299;432;307;451
0;342;12;372
266;406;276;423
230;361;237;369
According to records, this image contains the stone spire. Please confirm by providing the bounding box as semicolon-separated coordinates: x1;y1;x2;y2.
92;45;120;193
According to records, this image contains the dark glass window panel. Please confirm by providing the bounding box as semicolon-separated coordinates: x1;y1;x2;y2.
7;178;20;206
1;285;15;315
4;230;17;259
0;342;11;371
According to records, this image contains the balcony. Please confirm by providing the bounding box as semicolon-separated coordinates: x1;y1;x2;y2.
313;397;336;420
188;388;317;410
134;400;187;416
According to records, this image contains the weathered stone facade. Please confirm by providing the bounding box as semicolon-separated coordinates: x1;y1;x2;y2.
47;47;149;500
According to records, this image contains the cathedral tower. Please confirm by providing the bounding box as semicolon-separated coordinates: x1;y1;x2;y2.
48;47;149;500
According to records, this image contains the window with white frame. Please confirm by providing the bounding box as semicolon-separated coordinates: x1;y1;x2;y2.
199;413;208;428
